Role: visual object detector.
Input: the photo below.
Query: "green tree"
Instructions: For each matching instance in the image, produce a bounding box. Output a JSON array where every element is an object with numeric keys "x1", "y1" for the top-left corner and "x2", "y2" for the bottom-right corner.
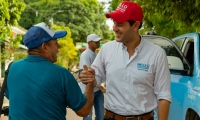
[
  {"x1": 0, "y1": 0, "x2": 26, "y2": 59},
  {"x1": 135, "y1": 0, "x2": 198, "y2": 38},
  {"x1": 0, "y1": 0, "x2": 25, "y2": 41},
  {"x1": 0, "y1": 0, "x2": 25, "y2": 76},
  {"x1": 19, "y1": 0, "x2": 114, "y2": 43},
  {"x1": 108, "y1": 0, "x2": 121, "y2": 11}
]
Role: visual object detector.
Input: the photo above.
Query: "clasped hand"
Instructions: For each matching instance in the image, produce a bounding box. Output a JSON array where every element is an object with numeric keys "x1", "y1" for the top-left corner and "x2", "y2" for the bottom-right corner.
[{"x1": 79, "y1": 65, "x2": 96, "y2": 85}]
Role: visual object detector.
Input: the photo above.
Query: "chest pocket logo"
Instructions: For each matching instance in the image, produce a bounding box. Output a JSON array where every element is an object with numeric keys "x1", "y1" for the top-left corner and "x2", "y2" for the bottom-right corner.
[{"x1": 137, "y1": 63, "x2": 150, "y2": 72}]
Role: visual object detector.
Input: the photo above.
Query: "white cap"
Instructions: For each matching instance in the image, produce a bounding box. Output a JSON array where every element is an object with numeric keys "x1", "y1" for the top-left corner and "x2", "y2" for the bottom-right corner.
[{"x1": 87, "y1": 34, "x2": 103, "y2": 43}]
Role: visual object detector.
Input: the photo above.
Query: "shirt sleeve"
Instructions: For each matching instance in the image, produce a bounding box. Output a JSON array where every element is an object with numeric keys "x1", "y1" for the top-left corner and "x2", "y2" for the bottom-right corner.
[
  {"x1": 66, "y1": 73, "x2": 86, "y2": 111},
  {"x1": 91, "y1": 47, "x2": 106, "y2": 86},
  {"x1": 154, "y1": 49, "x2": 172, "y2": 102},
  {"x1": 79, "y1": 53, "x2": 92, "y2": 69}
]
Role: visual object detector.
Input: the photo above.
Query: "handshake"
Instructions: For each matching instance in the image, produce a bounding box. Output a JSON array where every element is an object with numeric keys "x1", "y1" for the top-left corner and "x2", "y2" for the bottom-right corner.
[
  {"x1": 73, "y1": 65, "x2": 106, "y2": 93},
  {"x1": 78, "y1": 65, "x2": 96, "y2": 86}
]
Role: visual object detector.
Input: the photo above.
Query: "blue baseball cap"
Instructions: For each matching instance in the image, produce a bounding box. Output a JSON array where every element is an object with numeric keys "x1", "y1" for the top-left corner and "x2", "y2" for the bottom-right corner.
[{"x1": 23, "y1": 22, "x2": 67, "y2": 49}]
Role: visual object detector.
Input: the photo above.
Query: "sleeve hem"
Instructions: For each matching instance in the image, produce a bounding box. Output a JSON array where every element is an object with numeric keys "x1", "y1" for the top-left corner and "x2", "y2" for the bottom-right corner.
[{"x1": 73, "y1": 94, "x2": 87, "y2": 111}]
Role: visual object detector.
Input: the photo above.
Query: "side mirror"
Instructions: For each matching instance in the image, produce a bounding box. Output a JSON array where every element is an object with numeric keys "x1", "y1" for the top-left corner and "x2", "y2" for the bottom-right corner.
[{"x1": 167, "y1": 56, "x2": 184, "y2": 70}]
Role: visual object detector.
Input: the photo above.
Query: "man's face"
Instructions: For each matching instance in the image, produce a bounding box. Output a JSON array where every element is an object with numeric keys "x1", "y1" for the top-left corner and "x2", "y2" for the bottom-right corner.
[
  {"x1": 45, "y1": 39, "x2": 60, "y2": 63},
  {"x1": 112, "y1": 21, "x2": 134, "y2": 43},
  {"x1": 89, "y1": 41, "x2": 100, "y2": 50}
]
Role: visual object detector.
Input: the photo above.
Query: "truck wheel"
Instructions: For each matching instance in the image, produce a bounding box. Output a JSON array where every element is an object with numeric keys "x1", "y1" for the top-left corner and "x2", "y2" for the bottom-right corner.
[{"x1": 186, "y1": 109, "x2": 200, "y2": 120}]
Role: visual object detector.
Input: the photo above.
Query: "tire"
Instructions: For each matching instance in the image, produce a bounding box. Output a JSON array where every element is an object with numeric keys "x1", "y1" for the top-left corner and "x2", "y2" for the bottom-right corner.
[{"x1": 186, "y1": 109, "x2": 200, "y2": 120}]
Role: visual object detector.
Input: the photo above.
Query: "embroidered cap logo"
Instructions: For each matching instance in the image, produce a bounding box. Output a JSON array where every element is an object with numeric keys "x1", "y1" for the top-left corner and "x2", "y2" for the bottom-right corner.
[{"x1": 117, "y1": 3, "x2": 128, "y2": 13}]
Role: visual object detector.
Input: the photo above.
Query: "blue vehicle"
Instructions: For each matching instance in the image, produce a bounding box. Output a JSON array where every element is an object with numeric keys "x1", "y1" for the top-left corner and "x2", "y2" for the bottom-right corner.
[
  {"x1": 171, "y1": 33, "x2": 200, "y2": 120},
  {"x1": 143, "y1": 34, "x2": 200, "y2": 120}
]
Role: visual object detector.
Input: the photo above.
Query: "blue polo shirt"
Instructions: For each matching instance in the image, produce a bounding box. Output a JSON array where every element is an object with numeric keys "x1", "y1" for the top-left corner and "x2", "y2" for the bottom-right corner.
[{"x1": 5, "y1": 55, "x2": 86, "y2": 120}]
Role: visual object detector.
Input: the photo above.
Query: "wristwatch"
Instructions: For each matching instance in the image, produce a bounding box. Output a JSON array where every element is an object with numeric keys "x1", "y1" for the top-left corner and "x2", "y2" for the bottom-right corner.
[{"x1": 78, "y1": 69, "x2": 83, "y2": 78}]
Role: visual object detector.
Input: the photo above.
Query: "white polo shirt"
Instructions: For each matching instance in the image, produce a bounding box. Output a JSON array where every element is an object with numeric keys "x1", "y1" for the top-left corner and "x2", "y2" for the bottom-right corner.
[
  {"x1": 79, "y1": 48, "x2": 99, "y2": 92},
  {"x1": 92, "y1": 37, "x2": 172, "y2": 115}
]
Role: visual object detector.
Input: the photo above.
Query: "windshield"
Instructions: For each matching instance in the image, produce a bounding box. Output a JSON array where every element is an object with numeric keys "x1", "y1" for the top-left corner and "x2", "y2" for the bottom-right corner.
[
  {"x1": 142, "y1": 35, "x2": 190, "y2": 75},
  {"x1": 143, "y1": 35, "x2": 182, "y2": 58}
]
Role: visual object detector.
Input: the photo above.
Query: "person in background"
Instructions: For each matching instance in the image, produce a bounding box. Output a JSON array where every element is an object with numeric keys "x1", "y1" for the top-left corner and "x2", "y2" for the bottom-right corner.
[
  {"x1": 5, "y1": 22, "x2": 95, "y2": 120},
  {"x1": 79, "y1": 34, "x2": 105, "y2": 120},
  {"x1": 79, "y1": 0, "x2": 171, "y2": 120}
]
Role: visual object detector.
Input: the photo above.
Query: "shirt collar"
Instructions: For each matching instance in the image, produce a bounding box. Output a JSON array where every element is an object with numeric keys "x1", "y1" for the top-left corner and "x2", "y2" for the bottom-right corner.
[
  {"x1": 136, "y1": 37, "x2": 144, "y2": 53},
  {"x1": 122, "y1": 43, "x2": 126, "y2": 50},
  {"x1": 86, "y1": 48, "x2": 96, "y2": 55},
  {"x1": 25, "y1": 55, "x2": 49, "y2": 62}
]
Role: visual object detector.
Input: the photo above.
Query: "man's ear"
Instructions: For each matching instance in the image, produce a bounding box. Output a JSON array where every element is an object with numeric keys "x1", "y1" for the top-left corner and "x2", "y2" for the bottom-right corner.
[
  {"x1": 132, "y1": 21, "x2": 141, "y2": 31},
  {"x1": 40, "y1": 43, "x2": 48, "y2": 53},
  {"x1": 88, "y1": 41, "x2": 91, "y2": 46}
]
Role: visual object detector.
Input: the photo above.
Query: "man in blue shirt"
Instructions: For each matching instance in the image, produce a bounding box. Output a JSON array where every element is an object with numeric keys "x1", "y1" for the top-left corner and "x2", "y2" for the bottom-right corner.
[{"x1": 5, "y1": 22, "x2": 95, "y2": 120}]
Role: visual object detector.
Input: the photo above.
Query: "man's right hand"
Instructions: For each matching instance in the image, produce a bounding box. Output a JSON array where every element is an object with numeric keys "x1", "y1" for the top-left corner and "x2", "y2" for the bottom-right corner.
[{"x1": 80, "y1": 65, "x2": 96, "y2": 85}]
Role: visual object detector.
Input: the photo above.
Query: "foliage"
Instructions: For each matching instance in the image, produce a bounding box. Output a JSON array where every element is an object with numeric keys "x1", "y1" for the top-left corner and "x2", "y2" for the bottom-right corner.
[
  {"x1": 13, "y1": 50, "x2": 27, "y2": 61},
  {"x1": 51, "y1": 24, "x2": 78, "y2": 70},
  {"x1": 19, "y1": 0, "x2": 114, "y2": 43},
  {"x1": 108, "y1": 0, "x2": 121, "y2": 11},
  {"x1": 0, "y1": 0, "x2": 25, "y2": 39},
  {"x1": 135, "y1": 0, "x2": 199, "y2": 38},
  {"x1": 12, "y1": 35, "x2": 27, "y2": 61},
  {"x1": 108, "y1": 0, "x2": 200, "y2": 38},
  {"x1": 0, "y1": 0, "x2": 25, "y2": 62}
]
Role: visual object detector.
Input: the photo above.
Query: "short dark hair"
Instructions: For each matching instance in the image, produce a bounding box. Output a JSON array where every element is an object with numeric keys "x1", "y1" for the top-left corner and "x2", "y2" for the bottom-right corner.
[{"x1": 127, "y1": 20, "x2": 143, "y2": 29}]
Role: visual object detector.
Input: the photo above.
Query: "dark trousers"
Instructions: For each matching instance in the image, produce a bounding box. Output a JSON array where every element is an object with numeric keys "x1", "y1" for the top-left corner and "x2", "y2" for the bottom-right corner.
[{"x1": 103, "y1": 116, "x2": 154, "y2": 120}]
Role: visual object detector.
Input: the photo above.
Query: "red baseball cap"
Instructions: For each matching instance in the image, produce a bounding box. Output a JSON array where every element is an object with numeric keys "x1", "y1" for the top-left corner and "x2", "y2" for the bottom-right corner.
[{"x1": 106, "y1": 1, "x2": 143, "y2": 23}]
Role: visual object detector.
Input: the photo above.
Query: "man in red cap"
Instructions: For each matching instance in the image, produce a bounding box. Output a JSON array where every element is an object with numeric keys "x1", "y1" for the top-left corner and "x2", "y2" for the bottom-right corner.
[{"x1": 80, "y1": 1, "x2": 171, "y2": 120}]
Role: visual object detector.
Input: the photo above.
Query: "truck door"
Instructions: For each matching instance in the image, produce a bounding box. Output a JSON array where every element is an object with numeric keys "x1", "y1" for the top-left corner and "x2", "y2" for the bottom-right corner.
[
  {"x1": 143, "y1": 35, "x2": 191, "y2": 120},
  {"x1": 173, "y1": 33, "x2": 200, "y2": 120}
]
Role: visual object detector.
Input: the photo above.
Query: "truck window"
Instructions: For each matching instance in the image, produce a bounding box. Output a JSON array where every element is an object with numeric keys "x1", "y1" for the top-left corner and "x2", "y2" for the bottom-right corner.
[
  {"x1": 174, "y1": 38, "x2": 185, "y2": 50},
  {"x1": 143, "y1": 35, "x2": 190, "y2": 76},
  {"x1": 145, "y1": 37, "x2": 182, "y2": 62},
  {"x1": 184, "y1": 40, "x2": 194, "y2": 75}
]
